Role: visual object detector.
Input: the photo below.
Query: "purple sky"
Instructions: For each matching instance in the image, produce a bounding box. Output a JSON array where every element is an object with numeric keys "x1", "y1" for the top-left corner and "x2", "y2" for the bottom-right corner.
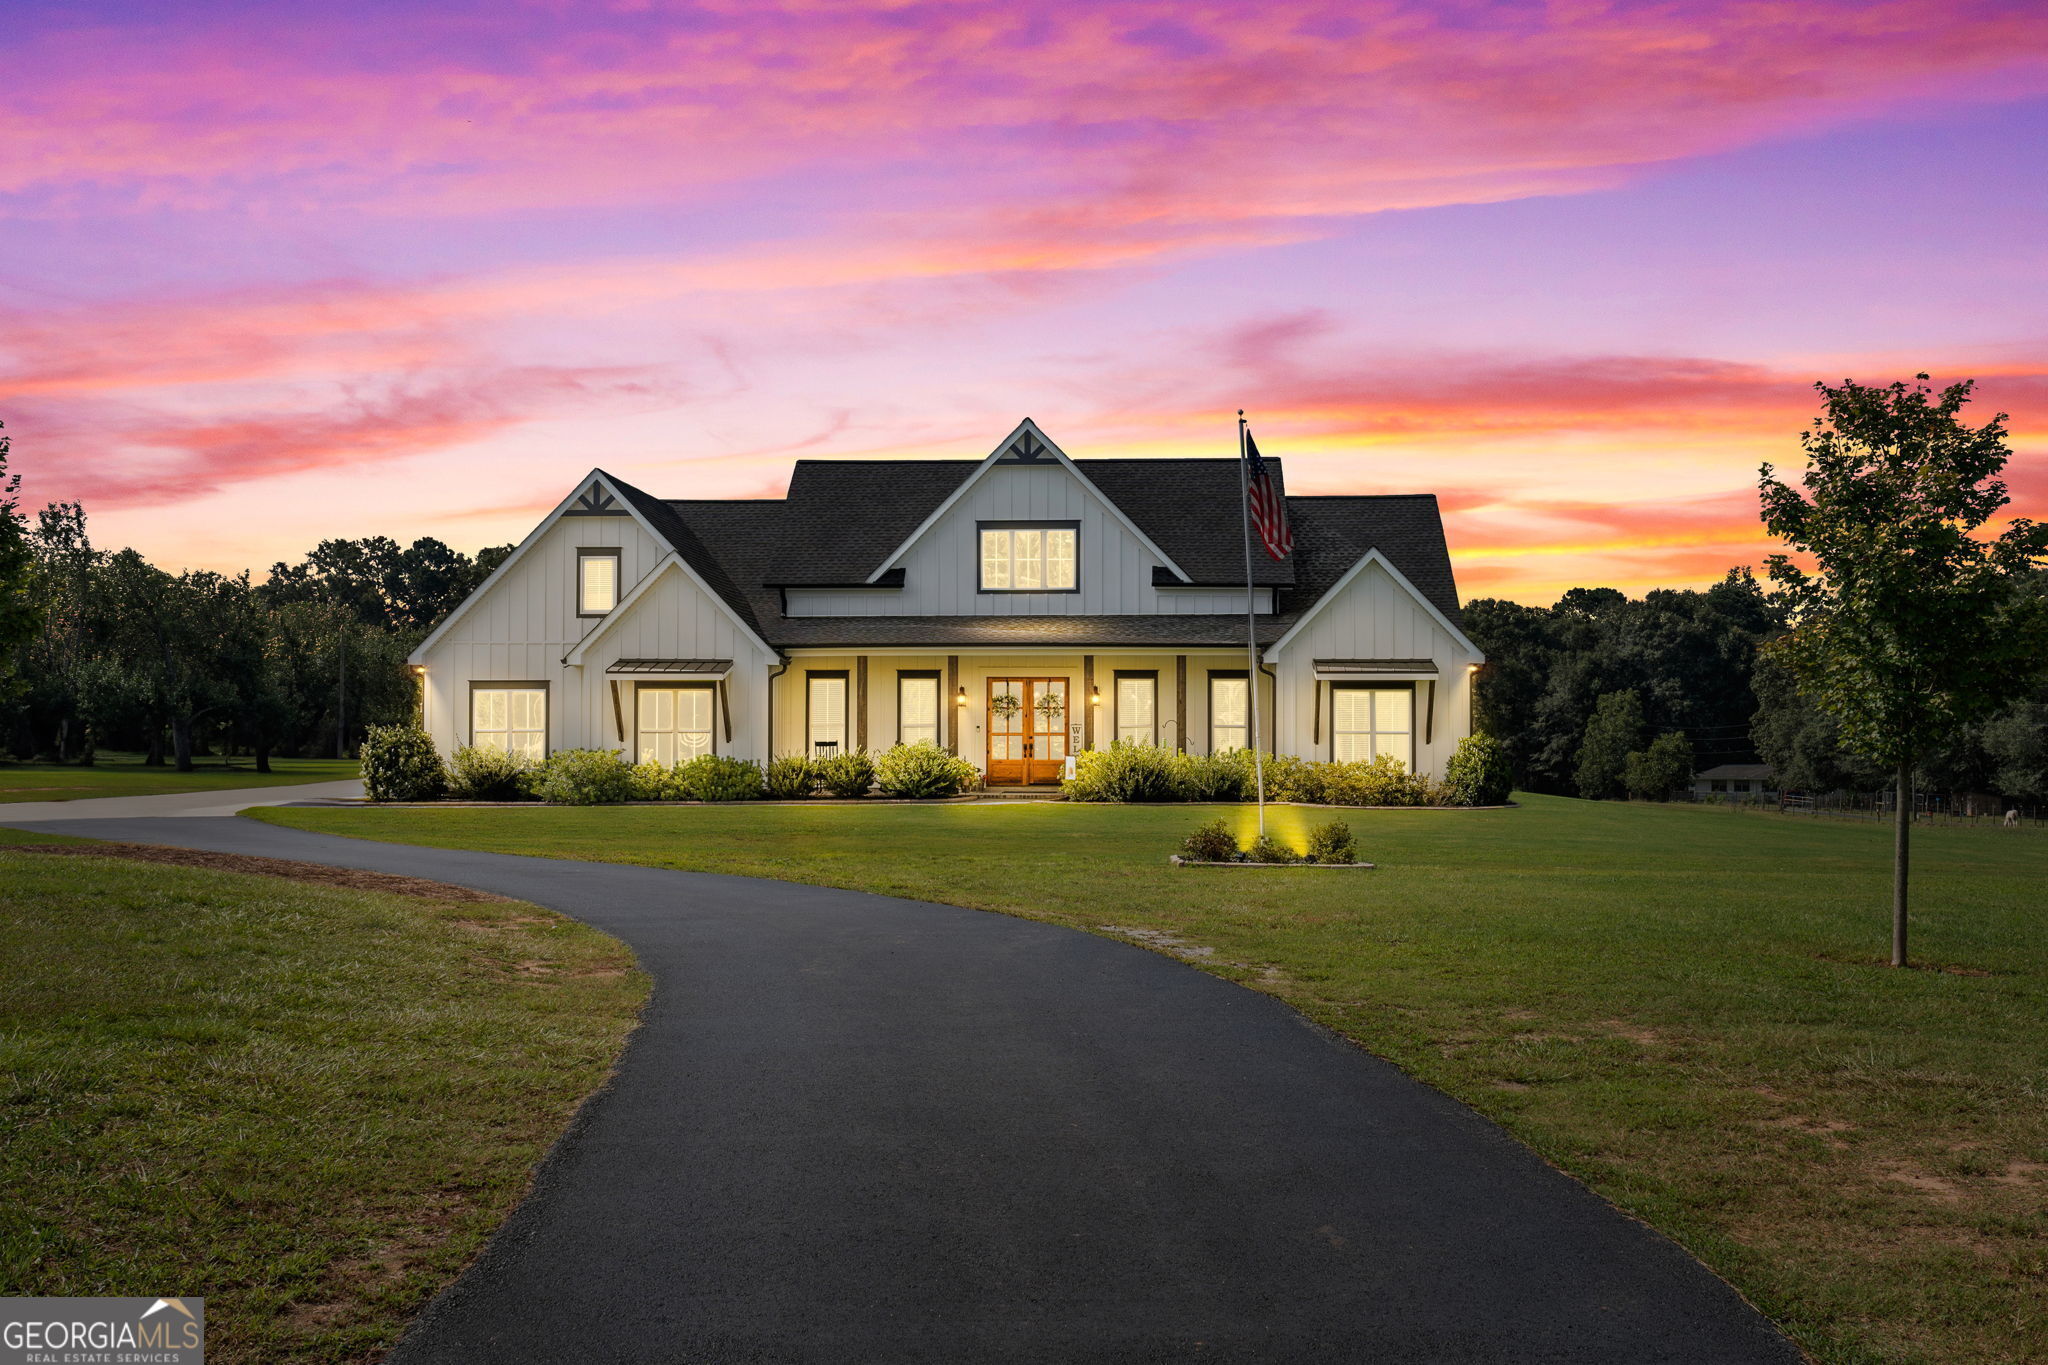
[{"x1": 5, "y1": 0, "x2": 2045, "y2": 601}]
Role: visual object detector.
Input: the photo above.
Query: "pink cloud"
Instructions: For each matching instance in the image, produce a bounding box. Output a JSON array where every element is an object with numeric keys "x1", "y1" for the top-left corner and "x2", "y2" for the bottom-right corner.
[
  {"x1": 8, "y1": 0, "x2": 2045, "y2": 251},
  {"x1": 15, "y1": 365, "x2": 673, "y2": 510}
]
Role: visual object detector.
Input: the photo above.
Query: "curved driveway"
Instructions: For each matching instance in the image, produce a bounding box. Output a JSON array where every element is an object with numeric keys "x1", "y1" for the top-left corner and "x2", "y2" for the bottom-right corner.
[{"x1": 7, "y1": 795, "x2": 1798, "y2": 1364}]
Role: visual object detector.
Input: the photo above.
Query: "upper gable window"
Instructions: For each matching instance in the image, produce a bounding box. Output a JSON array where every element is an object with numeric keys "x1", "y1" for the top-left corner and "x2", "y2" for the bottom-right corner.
[
  {"x1": 979, "y1": 523, "x2": 1078, "y2": 593},
  {"x1": 578, "y1": 549, "x2": 620, "y2": 617}
]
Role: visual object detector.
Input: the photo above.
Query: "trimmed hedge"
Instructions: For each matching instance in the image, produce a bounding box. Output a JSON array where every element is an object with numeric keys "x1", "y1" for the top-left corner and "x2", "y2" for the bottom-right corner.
[{"x1": 1066, "y1": 741, "x2": 1486, "y2": 806}]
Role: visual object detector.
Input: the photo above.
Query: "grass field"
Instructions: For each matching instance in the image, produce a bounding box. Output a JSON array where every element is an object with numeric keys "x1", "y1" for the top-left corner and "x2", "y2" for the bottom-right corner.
[
  {"x1": 0, "y1": 752, "x2": 359, "y2": 802},
  {"x1": 254, "y1": 795, "x2": 2048, "y2": 1365},
  {"x1": 0, "y1": 847, "x2": 646, "y2": 1364}
]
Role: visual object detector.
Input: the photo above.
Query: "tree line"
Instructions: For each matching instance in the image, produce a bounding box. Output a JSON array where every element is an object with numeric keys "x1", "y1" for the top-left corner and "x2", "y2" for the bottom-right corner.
[
  {"x1": 0, "y1": 425, "x2": 509, "y2": 771},
  {"x1": 1462, "y1": 567, "x2": 2048, "y2": 802}
]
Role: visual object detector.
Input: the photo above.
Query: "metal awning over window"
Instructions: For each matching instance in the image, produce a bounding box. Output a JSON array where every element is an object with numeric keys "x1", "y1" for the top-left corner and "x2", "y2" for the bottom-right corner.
[
  {"x1": 1312, "y1": 658, "x2": 1438, "y2": 681},
  {"x1": 607, "y1": 658, "x2": 732, "y2": 677}
]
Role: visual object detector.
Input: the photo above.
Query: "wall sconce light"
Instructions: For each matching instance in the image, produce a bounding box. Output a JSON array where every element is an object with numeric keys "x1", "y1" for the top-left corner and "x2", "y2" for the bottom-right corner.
[
  {"x1": 1089, "y1": 688, "x2": 1102, "y2": 706},
  {"x1": 955, "y1": 686, "x2": 968, "y2": 706}
]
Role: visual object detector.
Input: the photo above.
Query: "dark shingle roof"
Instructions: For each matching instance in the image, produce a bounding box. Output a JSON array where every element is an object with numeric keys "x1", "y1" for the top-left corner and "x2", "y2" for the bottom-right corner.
[
  {"x1": 652, "y1": 454, "x2": 1462, "y2": 650},
  {"x1": 1281, "y1": 496, "x2": 1461, "y2": 628},
  {"x1": 601, "y1": 471, "x2": 769, "y2": 640},
  {"x1": 764, "y1": 460, "x2": 976, "y2": 585},
  {"x1": 1081, "y1": 460, "x2": 1294, "y2": 586}
]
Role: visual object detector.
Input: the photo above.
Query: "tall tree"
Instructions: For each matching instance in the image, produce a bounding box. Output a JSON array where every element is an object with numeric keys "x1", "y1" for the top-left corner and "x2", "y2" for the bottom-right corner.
[
  {"x1": 1760, "y1": 376, "x2": 2048, "y2": 967},
  {"x1": 1574, "y1": 689, "x2": 1644, "y2": 800},
  {"x1": 0, "y1": 422, "x2": 40, "y2": 706}
]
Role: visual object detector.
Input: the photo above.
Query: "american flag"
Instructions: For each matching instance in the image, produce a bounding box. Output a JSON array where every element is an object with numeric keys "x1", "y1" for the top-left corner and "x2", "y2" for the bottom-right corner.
[{"x1": 1244, "y1": 427, "x2": 1292, "y2": 560}]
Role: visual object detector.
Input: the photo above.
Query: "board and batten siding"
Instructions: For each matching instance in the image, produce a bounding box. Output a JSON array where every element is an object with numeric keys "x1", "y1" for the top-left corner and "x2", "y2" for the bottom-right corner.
[
  {"x1": 1267, "y1": 558, "x2": 1478, "y2": 779},
  {"x1": 418, "y1": 510, "x2": 766, "y2": 758},
  {"x1": 782, "y1": 464, "x2": 1263, "y2": 618}
]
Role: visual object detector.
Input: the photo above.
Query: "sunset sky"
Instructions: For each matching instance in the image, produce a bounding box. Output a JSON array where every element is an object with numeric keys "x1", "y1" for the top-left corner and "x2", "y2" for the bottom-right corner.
[{"x1": 5, "y1": 0, "x2": 2045, "y2": 604}]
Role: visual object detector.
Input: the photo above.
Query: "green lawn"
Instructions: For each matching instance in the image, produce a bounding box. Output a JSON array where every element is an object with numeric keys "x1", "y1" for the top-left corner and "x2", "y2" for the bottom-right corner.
[
  {"x1": 0, "y1": 847, "x2": 646, "y2": 1364},
  {"x1": 254, "y1": 795, "x2": 2048, "y2": 1365},
  {"x1": 0, "y1": 752, "x2": 359, "y2": 802}
]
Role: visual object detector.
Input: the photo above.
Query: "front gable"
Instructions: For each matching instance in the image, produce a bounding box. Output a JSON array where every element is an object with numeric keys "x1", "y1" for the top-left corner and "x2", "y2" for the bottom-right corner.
[
  {"x1": 868, "y1": 419, "x2": 1190, "y2": 588},
  {"x1": 412, "y1": 469, "x2": 772, "y2": 665},
  {"x1": 1266, "y1": 550, "x2": 1482, "y2": 665}
]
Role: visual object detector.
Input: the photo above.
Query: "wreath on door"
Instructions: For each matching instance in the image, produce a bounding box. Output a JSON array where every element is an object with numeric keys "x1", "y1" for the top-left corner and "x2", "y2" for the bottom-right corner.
[
  {"x1": 989, "y1": 691, "x2": 1023, "y2": 720},
  {"x1": 1034, "y1": 692, "x2": 1066, "y2": 723}
]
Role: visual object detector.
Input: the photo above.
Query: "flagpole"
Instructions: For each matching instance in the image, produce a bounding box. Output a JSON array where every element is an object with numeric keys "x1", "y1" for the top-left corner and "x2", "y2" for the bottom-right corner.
[{"x1": 1237, "y1": 410, "x2": 1266, "y2": 837}]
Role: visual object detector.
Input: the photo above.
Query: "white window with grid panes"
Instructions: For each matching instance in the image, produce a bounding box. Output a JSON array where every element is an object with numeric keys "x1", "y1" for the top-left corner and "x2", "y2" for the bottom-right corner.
[
  {"x1": 579, "y1": 551, "x2": 619, "y2": 615},
  {"x1": 898, "y1": 674, "x2": 940, "y2": 746},
  {"x1": 808, "y1": 674, "x2": 848, "y2": 755},
  {"x1": 1209, "y1": 675, "x2": 1248, "y2": 753},
  {"x1": 979, "y1": 525, "x2": 1077, "y2": 591},
  {"x1": 1114, "y1": 674, "x2": 1156, "y2": 746},
  {"x1": 1332, "y1": 685, "x2": 1412, "y2": 765},
  {"x1": 637, "y1": 686, "x2": 713, "y2": 765},
  {"x1": 472, "y1": 687, "x2": 546, "y2": 761}
]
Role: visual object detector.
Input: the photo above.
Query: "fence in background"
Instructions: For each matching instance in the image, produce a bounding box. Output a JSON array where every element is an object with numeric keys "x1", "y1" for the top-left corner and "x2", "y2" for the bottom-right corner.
[{"x1": 1686, "y1": 789, "x2": 2047, "y2": 830}]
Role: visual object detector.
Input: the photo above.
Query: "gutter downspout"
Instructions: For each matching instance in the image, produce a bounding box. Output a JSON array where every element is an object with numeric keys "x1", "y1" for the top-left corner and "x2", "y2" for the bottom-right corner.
[{"x1": 765, "y1": 657, "x2": 789, "y2": 760}]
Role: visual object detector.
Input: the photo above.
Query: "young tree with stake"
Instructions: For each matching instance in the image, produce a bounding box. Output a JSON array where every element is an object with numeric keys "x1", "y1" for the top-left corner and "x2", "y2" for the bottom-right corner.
[{"x1": 1760, "y1": 376, "x2": 2048, "y2": 968}]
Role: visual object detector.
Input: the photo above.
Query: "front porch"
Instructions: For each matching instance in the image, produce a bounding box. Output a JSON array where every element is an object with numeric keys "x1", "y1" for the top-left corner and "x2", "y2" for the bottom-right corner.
[{"x1": 769, "y1": 650, "x2": 1273, "y2": 784}]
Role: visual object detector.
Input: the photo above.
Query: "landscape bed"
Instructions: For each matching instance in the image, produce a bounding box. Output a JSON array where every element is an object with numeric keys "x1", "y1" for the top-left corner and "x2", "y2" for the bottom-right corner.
[{"x1": 254, "y1": 793, "x2": 2048, "y2": 1365}]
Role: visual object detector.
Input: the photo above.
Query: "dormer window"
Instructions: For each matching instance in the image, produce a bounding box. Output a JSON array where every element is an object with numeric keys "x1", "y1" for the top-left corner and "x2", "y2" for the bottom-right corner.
[
  {"x1": 578, "y1": 548, "x2": 620, "y2": 616},
  {"x1": 979, "y1": 522, "x2": 1078, "y2": 593}
]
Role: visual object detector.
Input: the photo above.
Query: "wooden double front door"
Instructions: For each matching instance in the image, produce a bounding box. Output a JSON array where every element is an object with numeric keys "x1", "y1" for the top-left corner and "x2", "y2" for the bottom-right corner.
[{"x1": 986, "y1": 677, "x2": 1070, "y2": 785}]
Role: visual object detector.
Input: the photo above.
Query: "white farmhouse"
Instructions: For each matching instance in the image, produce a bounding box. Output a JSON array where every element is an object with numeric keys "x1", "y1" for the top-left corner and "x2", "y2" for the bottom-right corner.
[{"x1": 410, "y1": 420, "x2": 1484, "y2": 784}]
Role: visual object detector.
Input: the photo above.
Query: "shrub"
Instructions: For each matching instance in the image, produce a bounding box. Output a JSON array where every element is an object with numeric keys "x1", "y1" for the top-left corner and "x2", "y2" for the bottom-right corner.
[
  {"x1": 448, "y1": 744, "x2": 532, "y2": 801},
  {"x1": 532, "y1": 748, "x2": 635, "y2": 805},
  {"x1": 1305, "y1": 820, "x2": 1359, "y2": 864},
  {"x1": 874, "y1": 741, "x2": 979, "y2": 798},
  {"x1": 816, "y1": 749, "x2": 876, "y2": 798},
  {"x1": 676, "y1": 754, "x2": 765, "y2": 802},
  {"x1": 1173, "y1": 748, "x2": 1253, "y2": 801},
  {"x1": 360, "y1": 724, "x2": 446, "y2": 802},
  {"x1": 628, "y1": 760, "x2": 679, "y2": 801},
  {"x1": 764, "y1": 754, "x2": 818, "y2": 799},
  {"x1": 1322, "y1": 753, "x2": 1430, "y2": 806},
  {"x1": 1442, "y1": 733, "x2": 1513, "y2": 806},
  {"x1": 1242, "y1": 833, "x2": 1299, "y2": 864},
  {"x1": 1065, "y1": 741, "x2": 1183, "y2": 802},
  {"x1": 1179, "y1": 819, "x2": 1240, "y2": 862},
  {"x1": 1263, "y1": 755, "x2": 1336, "y2": 804},
  {"x1": 1624, "y1": 731, "x2": 1695, "y2": 802}
]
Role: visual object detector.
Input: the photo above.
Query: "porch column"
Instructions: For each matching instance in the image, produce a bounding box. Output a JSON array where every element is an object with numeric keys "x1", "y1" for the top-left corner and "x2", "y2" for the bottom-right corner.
[
  {"x1": 946, "y1": 655, "x2": 960, "y2": 754},
  {"x1": 1174, "y1": 655, "x2": 1187, "y2": 753},
  {"x1": 856, "y1": 656, "x2": 869, "y2": 751},
  {"x1": 1083, "y1": 655, "x2": 1095, "y2": 750}
]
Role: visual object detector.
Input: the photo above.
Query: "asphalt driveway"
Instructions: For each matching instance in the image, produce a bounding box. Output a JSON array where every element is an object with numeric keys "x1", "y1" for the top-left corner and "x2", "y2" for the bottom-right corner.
[{"x1": 6, "y1": 795, "x2": 1799, "y2": 1363}]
